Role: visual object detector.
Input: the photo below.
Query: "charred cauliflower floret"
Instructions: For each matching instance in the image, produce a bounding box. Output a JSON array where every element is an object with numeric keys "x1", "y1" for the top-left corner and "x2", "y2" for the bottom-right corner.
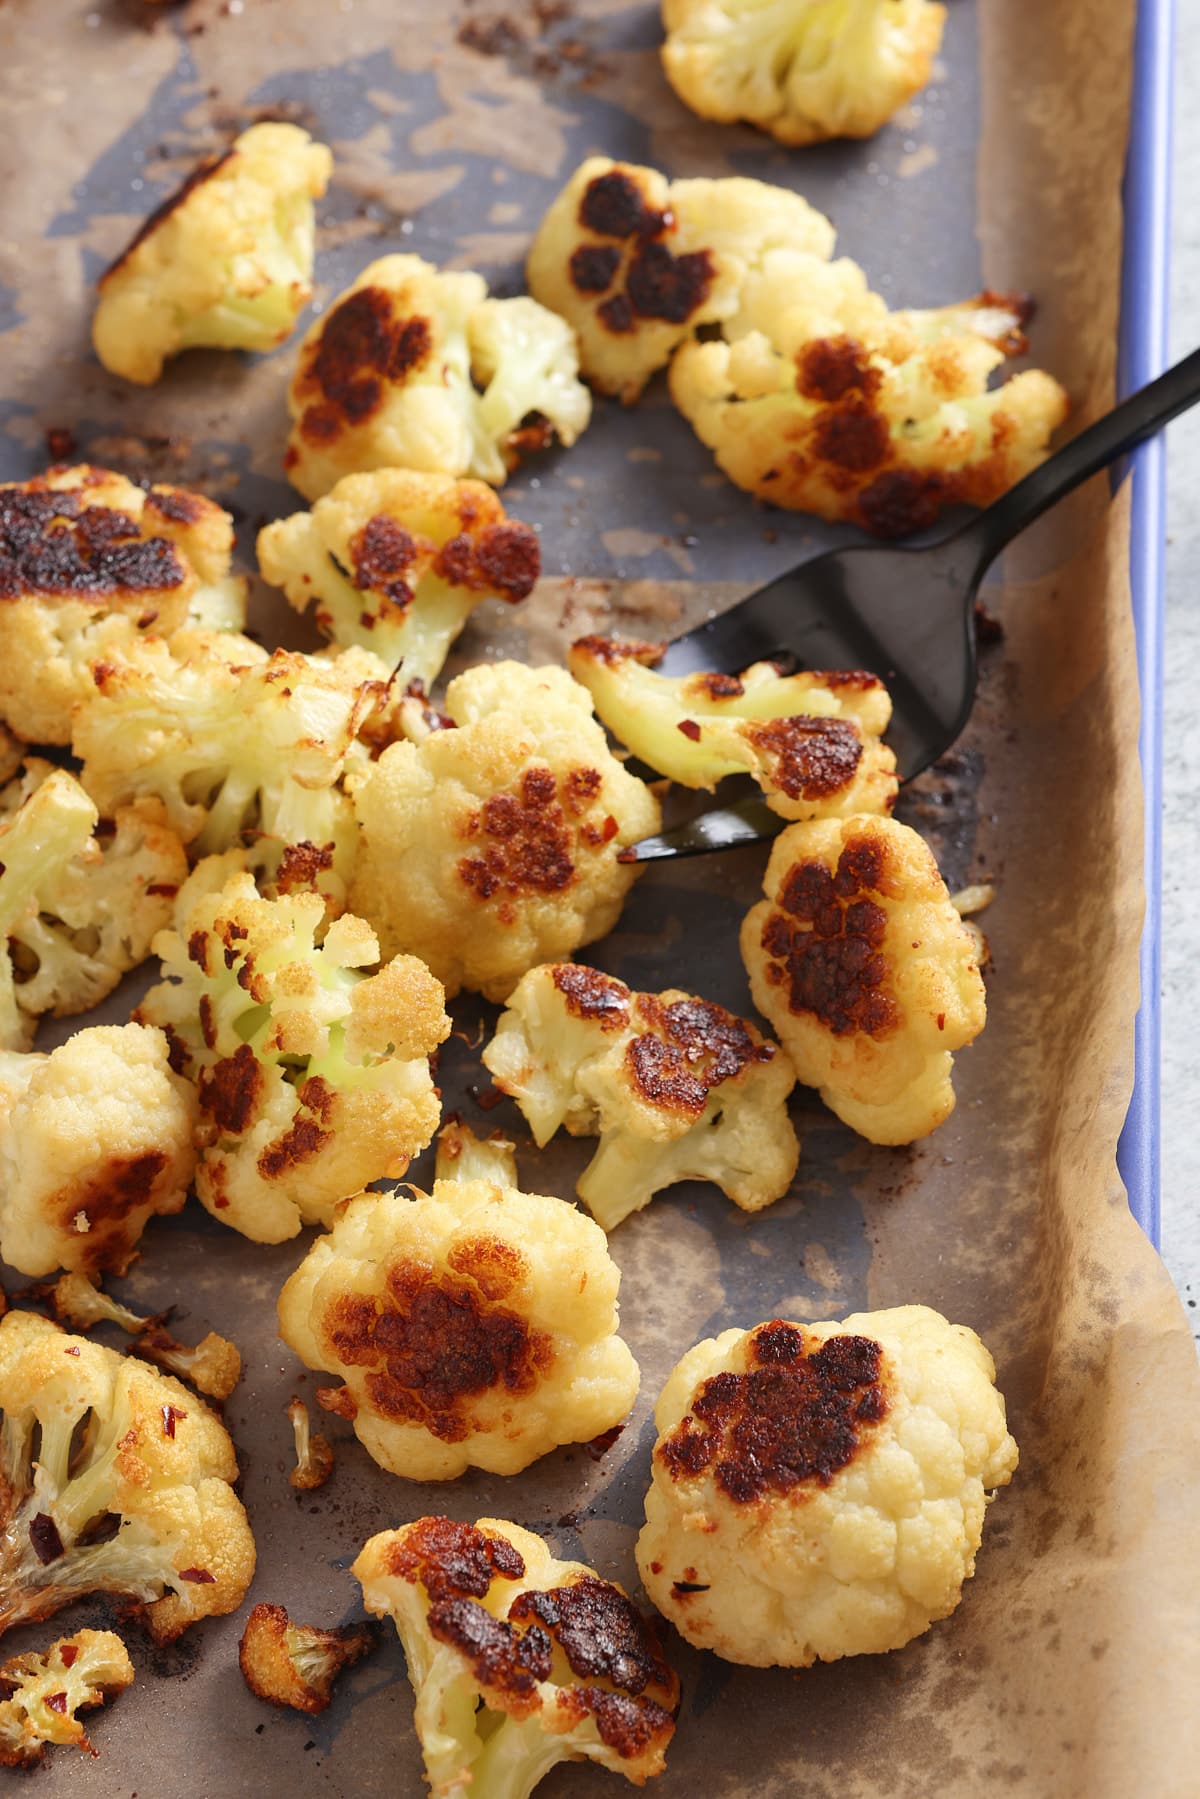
[
  {"x1": 0, "y1": 1023, "x2": 197, "y2": 1279},
  {"x1": 661, "y1": 0, "x2": 946, "y2": 146},
  {"x1": 239, "y1": 1602, "x2": 376, "y2": 1714},
  {"x1": 284, "y1": 255, "x2": 591, "y2": 501},
  {"x1": 671, "y1": 255, "x2": 1069, "y2": 533},
  {"x1": 258, "y1": 470, "x2": 541, "y2": 690},
  {"x1": 527, "y1": 157, "x2": 834, "y2": 403},
  {"x1": 0, "y1": 762, "x2": 185, "y2": 1049},
  {"x1": 483, "y1": 964, "x2": 798, "y2": 1231},
  {"x1": 355, "y1": 1516, "x2": 679, "y2": 1795},
  {"x1": 348, "y1": 662, "x2": 660, "y2": 1002},
  {"x1": 93, "y1": 123, "x2": 333, "y2": 386},
  {"x1": 73, "y1": 632, "x2": 387, "y2": 912},
  {"x1": 0, "y1": 1627, "x2": 134, "y2": 1767},
  {"x1": 568, "y1": 636, "x2": 897, "y2": 819},
  {"x1": 137, "y1": 872, "x2": 449, "y2": 1244},
  {"x1": 277, "y1": 1178, "x2": 639, "y2": 1480},
  {"x1": 0, "y1": 1310, "x2": 256, "y2": 1642},
  {"x1": 637, "y1": 1307, "x2": 1017, "y2": 1666},
  {"x1": 0, "y1": 465, "x2": 246, "y2": 744},
  {"x1": 741, "y1": 815, "x2": 985, "y2": 1143}
]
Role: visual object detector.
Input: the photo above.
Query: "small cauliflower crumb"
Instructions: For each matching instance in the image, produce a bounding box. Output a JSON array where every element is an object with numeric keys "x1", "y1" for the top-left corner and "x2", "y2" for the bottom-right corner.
[
  {"x1": 0, "y1": 1627, "x2": 134, "y2": 1767},
  {"x1": 433, "y1": 1117, "x2": 518, "y2": 1189},
  {"x1": 287, "y1": 1396, "x2": 334, "y2": 1491},
  {"x1": 135, "y1": 1328, "x2": 242, "y2": 1403},
  {"x1": 239, "y1": 1602, "x2": 375, "y2": 1713}
]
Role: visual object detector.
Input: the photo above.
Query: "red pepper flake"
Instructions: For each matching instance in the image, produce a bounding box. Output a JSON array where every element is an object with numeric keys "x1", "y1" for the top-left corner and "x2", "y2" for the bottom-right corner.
[
  {"x1": 45, "y1": 1692, "x2": 68, "y2": 1714},
  {"x1": 162, "y1": 1404, "x2": 187, "y2": 1438},
  {"x1": 29, "y1": 1514, "x2": 64, "y2": 1565},
  {"x1": 44, "y1": 426, "x2": 76, "y2": 461},
  {"x1": 213, "y1": 1196, "x2": 230, "y2": 1209},
  {"x1": 936, "y1": 1012, "x2": 946, "y2": 1031},
  {"x1": 60, "y1": 1644, "x2": 79, "y2": 1669},
  {"x1": 474, "y1": 1085, "x2": 505, "y2": 1112},
  {"x1": 600, "y1": 815, "x2": 619, "y2": 843},
  {"x1": 616, "y1": 845, "x2": 637, "y2": 864},
  {"x1": 677, "y1": 719, "x2": 701, "y2": 741},
  {"x1": 178, "y1": 1567, "x2": 216, "y2": 1585},
  {"x1": 64, "y1": 1346, "x2": 80, "y2": 1357}
]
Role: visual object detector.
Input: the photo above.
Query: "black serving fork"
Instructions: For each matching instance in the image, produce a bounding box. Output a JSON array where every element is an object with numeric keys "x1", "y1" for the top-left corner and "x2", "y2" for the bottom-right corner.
[{"x1": 629, "y1": 347, "x2": 1200, "y2": 862}]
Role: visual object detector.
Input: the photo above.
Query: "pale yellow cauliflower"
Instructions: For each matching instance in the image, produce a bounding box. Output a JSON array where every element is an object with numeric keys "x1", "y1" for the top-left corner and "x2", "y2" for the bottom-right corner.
[
  {"x1": 277, "y1": 1177, "x2": 640, "y2": 1480},
  {"x1": 671, "y1": 253, "x2": 1069, "y2": 532},
  {"x1": 258, "y1": 469, "x2": 541, "y2": 691},
  {"x1": 284, "y1": 255, "x2": 591, "y2": 500},
  {"x1": 636, "y1": 1306, "x2": 1017, "y2": 1666},
  {"x1": 136, "y1": 873, "x2": 449, "y2": 1243},
  {"x1": 0, "y1": 761, "x2": 186, "y2": 1049},
  {"x1": 0, "y1": 464, "x2": 246, "y2": 744},
  {"x1": 741, "y1": 814, "x2": 986, "y2": 1143},
  {"x1": 93, "y1": 122, "x2": 333, "y2": 385},
  {"x1": 0, "y1": 1023, "x2": 197, "y2": 1279},
  {"x1": 0, "y1": 1310, "x2": 256, "y2": 1642},
  {"x1": 661, "y1": 0, "x2": 946, "y2": 147},
  {"x1": 348, "y1": 661, "x2": 660, "y2": 1002},
  {"x1": 0, "y1": 1628, "x2": 134, "y2": 1767},
  {"x1": 527, "y1": 157, "x2": 834, "y2": 402},
  {"x1": 568, "y1": 636, "x2": 897, "y2": 819},
  {"x1": 355, "y1": 1517, "x2": 678, "y2": 1796},
  {"x1": 483, "y1": 963, "x2": 798, "y2": 1231}
]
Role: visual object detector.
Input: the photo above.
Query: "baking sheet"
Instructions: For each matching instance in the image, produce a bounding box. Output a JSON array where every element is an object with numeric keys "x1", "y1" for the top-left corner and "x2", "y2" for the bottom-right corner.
[{"x1": 0, "y1": 1, "x2": 1198, "y2": 1794}]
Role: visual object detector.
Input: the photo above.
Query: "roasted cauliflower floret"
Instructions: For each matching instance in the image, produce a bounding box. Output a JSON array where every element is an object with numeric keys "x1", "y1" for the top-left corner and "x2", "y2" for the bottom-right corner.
[
  {"x1": 137, "y1": 872, "x2": 449, "y2": 1243},
  {"x1": 637, "y1": 1307, "x2": 1017, "y2": 1666},
  {"x1": 0, "y1": 1310, "x2": 256, "y2": 1642},
  {"x1": 741, "y1": 815, "x2": 985, "y2": 1143},
  {"x1": 284, "y1": 255, "x2": 591, "y2": 501},
  {"x1": 483, "y1": 964, "x2": 798, "y2": 1231},
  {"x1": 0, "y1": 762, "x2": 185, "y2": 1049},
  {"x1": 277, "y1": 1178, "x2": 639, "y2": 1480},
  {"x1": 355, "y1": 1516, "x2": 678, "y2": 1795},
  {"x1": 0, "y1": 1023, "x2": 197, "y2": 1279},
  {"x1": 568, "y1": 636, "x2": 898, "y2": 819},
  {"x1": 661, "y1": 0, "x2": 946, "y2": 146},
  {"x1": 93, "y1": 122, "x2": 333, "y2": 386},
  {"x1": 73, "y1": 632, "x2": 387, "y2": 912},
  {"x1": 258, "y1": 470, "x2": 541, "y2": 690},
  {"x1": 671, "y1": 255, "x2": 1069, "y2": 532},
  {"x1": 527, "y1": 157, "x2": 834, "y2": 403},
  {"x1": 0, "y1": 1628, "x2": 134, "y2": 1767},
  {"x1": 0, "y1": 465, "x2": 246, "y2": 744},
  {"x1": 348, "y1": 661, "x2": 660, "y2": 1002},
  {"x1": 239, "y1": 1602, "x2": 376, "y2": 1714}
]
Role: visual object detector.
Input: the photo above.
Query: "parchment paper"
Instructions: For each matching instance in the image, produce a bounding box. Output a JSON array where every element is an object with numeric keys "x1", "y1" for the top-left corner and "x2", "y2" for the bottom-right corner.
[{"x1": 0, "y1": 2, "x2": 1197, "y2": 1795}]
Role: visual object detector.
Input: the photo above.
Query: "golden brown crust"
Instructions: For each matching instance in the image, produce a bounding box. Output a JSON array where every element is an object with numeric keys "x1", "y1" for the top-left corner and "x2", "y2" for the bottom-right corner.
[
  {"x1": 238, "y1": 1602, "x2": 376, "y2": 1715},
  {"x1": 625, "y1": 993, "x2": 775, "y2": 1118},
  {"x1": 739, "y1": 715, "x2": 864, "y2": 802},
  {"x1": 382, "y1": 1515, "x2": 527, "y2": 1597},
  {"x1": 551, "y1": 964, "x2": 631, "y2": 1029},
  {"x1": 290, "y1": 287, "x2": 434, "y2": 452},
  {"x1": 456, "y1": 765, "x2": 580, "y2": 901},
  {"x1": 0, "y1": 485, "x2": 187, "y2": 603},
  {"x1": 758, "y1": 830, "x2": 902, "y2": 1037}
]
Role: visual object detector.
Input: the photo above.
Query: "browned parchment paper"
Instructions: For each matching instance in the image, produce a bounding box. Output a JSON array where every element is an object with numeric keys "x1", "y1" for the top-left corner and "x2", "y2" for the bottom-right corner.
[{"x1": 0, "y1": 2, "x2": 1197, "y2": 1795}]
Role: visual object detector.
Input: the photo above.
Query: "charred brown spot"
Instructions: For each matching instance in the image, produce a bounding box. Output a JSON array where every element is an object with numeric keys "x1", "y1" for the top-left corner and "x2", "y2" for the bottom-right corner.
[
  {"x1": 0, "y1": 486, "x2": 187, "y2": 602},
  {"x1": 445, "y1": 1235, "x2": 526, "y2": 1301},
  {"x1": 564, "y1": 767, "x2": 603, "y2": 812},
  {"x1": 558, "y1": 1687, "x2": 677, "y2": 1760},
  {"x1": 570, "y1": 244, "x2": 621, "y2": 293},
  {"x1": 627, "y1": 995, "x2": 772, "y2": 1117},
  {"x1": 101, "y1": 149, "x2": 234, "y2": 280},
  {"x1": 571, "y1": 634, "x2": 665, "y2": 668},
  {"x1": 457, "y1": 765, "x2": 578, "y2": 901},
  {"x1": 742, "y1": 715, "x2": 863, "y2": 800},
  {"x1": 579, "y1": 170, "x2": 661, "y2": 240},
  {"x1": 143, "y1": 486, "x2": 204, "y2": 526},
  {"x1": 858, "y1": 467, "x2": 949, "y2": 539},
  {"x1": 298, "y1": 1075, "x2": 335, "y2": 1122},
  {"x1": 813, "y1": 403, "x2": 891, "y2": 474},
  {"x1": 807, "y1": 669, "x2": 883, "y2": 693},
  {"x1": 509, "y1": 1577, "x2": 674, "y2": 1696},
  {"x1": 626, "y1": 243, "x2": 714, "y2": 325},
  {"x1": 383, "y1": 1515, "x2": 525, "y2": 1598},
  {"x1": 796, "y1": 338, "x2": 882, "y2": 404},
  {"x1": 597, "y1": 293, "x2": 635, "y2": 335},
  {"x1": 300, "y1": 288, "x2": 433, "y2": 440},
  {"x1": 274, "y1": 840, "x2": 336, "y2": 894},
  {"x1": 682, "y1": 671, "x2": 744, "y2": 701},
  {"x1": 351, "y1": 515, "x2": 418, "y2": 608},
  {"x1": 434, "y1": 522, "x2": 540, "y2": 602},
  {"x1": 198, "y1": 1043, "x2": 263, "y2": 1134},
  {"x1": 552, "y1": 963, "x2": 631, "y2": 1028},
  {"x1": 198, "y1": 995, "x2": 216, "y2": 1051},
  {"x1": 660, "y1": 1324, "x2": 887, "y2": 1502},
  {"x1": 257, "y1": 1116, "x2": 331, "y2": 1179},
  {"x1": 974, "y1": 287, "x2": 1034, "y2": 354},
  {"x1": 761, "y1": 834, "x2": 899, "y2": 1036},
  {"x1": 428, "y1": 1597, "x2": 550, "y2": 1706},
  {"x1": 59, "y1": 1153, "x2": 169, "y2": 1266}
]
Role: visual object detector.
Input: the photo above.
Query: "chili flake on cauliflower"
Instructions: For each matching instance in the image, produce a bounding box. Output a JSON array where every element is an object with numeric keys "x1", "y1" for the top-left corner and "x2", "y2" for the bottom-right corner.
[
  {"x1": 93, "y1": 122, "x2": 333, "y2": 386},
  {"x1": 661, "y1": 0, "x2": 946, "y2": 147},
  {"x1": 258, "y1": 469, "x2": 541, "y2": 691},
  {"x1": 136, "y1": 872, "x2": 449, "y2": 1243},
  {"x1": 284, "y1": 254, "x2": 591, "y2": 501},
  {"x1": 636, "y1": 1307, "x2": 1017, "y2": 1666},
  {"x1": 527, "y1": 156, "x2": 834, "y2": 402},
  {"x1": 0, "y1": 1628, "x2": 134, "y2": 1767},
  {"x1": 354, "y1": 1516, "x2": 679, "y2": 1794},
  {"x1": 0, "y1": 465, "x2": 246, "y2": 745},
  {"x1": 483, "y1": 963, "x2": 799, "y2": 1231},
  {"x1": 277, "y1": 1177, "x2": 640, "y2": 1480},
  {"x1": 741, "y1": 814, "x2": 986, "y2": 1143},
  {"x1": 348, "y1": 661, "x2": 660, "y2": 1002},
  {"x1": 568, "y1": 635, "x2": 898, "y2": 819}
]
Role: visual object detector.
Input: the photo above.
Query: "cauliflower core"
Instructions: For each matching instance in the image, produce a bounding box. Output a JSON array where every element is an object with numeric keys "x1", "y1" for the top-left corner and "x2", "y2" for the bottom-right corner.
[
  {"x1": 258, "y1": 470, "x2": 541, "y2": 690},
  {"x1": 239, "y1": 1602, "x2": 376, "y2": 1714},
  {"x1": 277, "y1": 1178, "x2": 639, "y2": 1480},
  {"x1": 483, "y1": 963, "x2": 799, "y2": 1231},
  {"x1": 0, "y1": 1310, "x2": 256, "y2": 1642},
  {"x1": 568, "y1": 636, "x2": 898, "y2": 819},
  {"x1": 527, "y1": 156, "x2": 834, "y2": 402},
  {"x1": 0, "y1": 1627, "x2": 134, "y2": 1767},
  {"x1": 284, "y1": 254, "x2": 591, "y2": 500},
  {"x1": 0, "y1": 465, "x2": 246, "y2": 744},
  {"x1": 354, "y1": 1516, "x2": 678, "y2": 1794},
  {"x1": 0, "y1": 1023, "x2": 197, "y2": 1279},
  {"x1": 93, "y1": 122, "x2": 333, "y2": 385},
  {"x1": 636, "y1": 1307, "x2": 1018, "y2": 1666},
  {"x1": 741, "y1": 815, "x2": 985, "y2": 1143},
  {"x1": 348, "y1": 662, "x2": 660, "y2": 1002},
  {"x1": 0, "y1": 762, "x2": 185, "y2": 1049},
  {"x1": 137, "y1": 873, "x2": 449, "y2": 1243},
  {"x1": 671, "y1": 256, "x2": 1069, "y2": 533},
  {"x1": 661, "y1": 0, "x2": 946, "y2": 147}
]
